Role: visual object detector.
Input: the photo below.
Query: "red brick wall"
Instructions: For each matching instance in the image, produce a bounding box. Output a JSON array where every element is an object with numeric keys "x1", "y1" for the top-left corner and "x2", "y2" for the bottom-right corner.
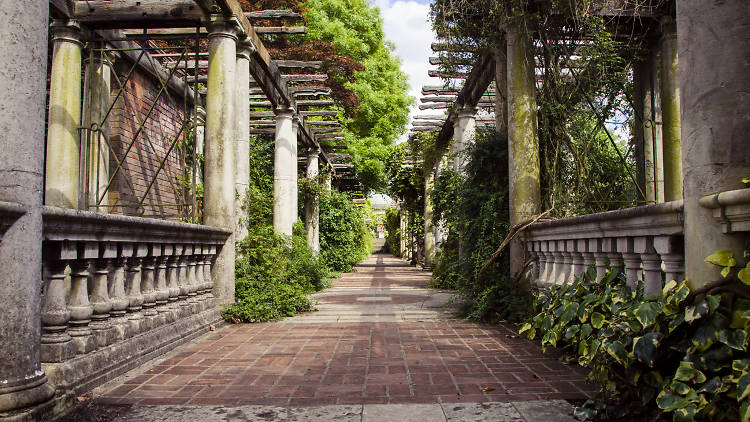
[{"x1": 107, "y1": 64, "x2": 192, "y2": 220}]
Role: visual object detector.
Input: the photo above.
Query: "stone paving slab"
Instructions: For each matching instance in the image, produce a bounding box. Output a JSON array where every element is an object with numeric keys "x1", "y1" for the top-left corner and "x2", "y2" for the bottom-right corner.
[
  {"x1": 96, "y1": 401, "x2": 577, "y2": 421},
  {"x1": 90, "y1": 252, "x2": 594, "y2": 420}
]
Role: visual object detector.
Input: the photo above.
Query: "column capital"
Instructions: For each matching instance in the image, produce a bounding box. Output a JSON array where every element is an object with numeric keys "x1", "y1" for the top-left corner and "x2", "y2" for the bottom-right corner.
[
  {"x1": 194, "y1": 106, "x2": 206, "y2": 125},
  {"x1": 206, "y1": 15, "x2": 241, "y2": 41},
  {"x1": 274, "y1": 106, "x2": 295, "y2": 118},
  {"x1": 51, "y1": 19, "x2": 84, "y2": 48},
  {"x1": 236, "y1": 37, "x2": 256, "y2": 60},
  {"x1": 457, "y1": 106, "x2": 477, "y2": 119}
]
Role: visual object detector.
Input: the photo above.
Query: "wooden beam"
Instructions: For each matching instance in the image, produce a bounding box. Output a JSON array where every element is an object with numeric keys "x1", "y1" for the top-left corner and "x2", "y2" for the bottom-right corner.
[
  {"x1": 255, "y1": 26, "x2": 307, "y2": 34},
  {"x1": 301, "y1": 110, "x2": 338, "y2": 117},
  {"x1": 50, "y1": 0, "x2": 74, "y2": 18},
  {"x1": 431, "y1": 42, "x2": 476, "y2": 52},
  {"x1": 428, "y1": 70, "x2": 470, "y2": 78},
  {"x1": 306, "y1": 121, "x2": 339, "y2": 126},
  {"x1": 311, "y1": 128, "x2": 341, "y2": 135},
  {"x1": 296, "y1": 100, "x2": 335, "y2": 107},
  {"x1": 245, "y1": 10, "x2": 303, "y2": 20},
  {"x1": 71, "y1": 1, "x2": 203, "y2": 28},
  {"x1": 282, "y1": 74, "x2": 328, "y2": 82},
  {"x1": 249, "y1": 128, "x2": 276, "y2": 134},
  {"x1": 249, "y1": 101, "x2": 273, "y2": 108},
  {"x1": 276, "y1": 60, "x2": 323, "y2": 69},
  {"x1": 429, "y1": 56, "x2": 474, "y2": 66},
  {"x1": 249, "y1": 111, "x2": 275, "y2": 118},
  {"x1": 249, "y1": 120, "x2": 276, "y2": 126}
]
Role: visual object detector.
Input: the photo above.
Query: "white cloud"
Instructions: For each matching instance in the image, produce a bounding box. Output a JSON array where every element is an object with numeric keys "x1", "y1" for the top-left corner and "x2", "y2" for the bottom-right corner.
[{"x1": 371, "y1": 0, "x2": 444, "y2": 142}]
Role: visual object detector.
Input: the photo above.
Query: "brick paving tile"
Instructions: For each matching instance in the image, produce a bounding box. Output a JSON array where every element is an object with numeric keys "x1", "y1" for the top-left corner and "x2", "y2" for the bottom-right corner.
[{"x1": 98, "y1": 251, "x2": 594, "y2": 406}]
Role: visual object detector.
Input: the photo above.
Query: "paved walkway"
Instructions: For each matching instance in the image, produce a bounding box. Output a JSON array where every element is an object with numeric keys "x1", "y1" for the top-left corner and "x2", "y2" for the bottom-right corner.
[{"x1": 77, "y1": 248, "x2": 594, "y2": 421}]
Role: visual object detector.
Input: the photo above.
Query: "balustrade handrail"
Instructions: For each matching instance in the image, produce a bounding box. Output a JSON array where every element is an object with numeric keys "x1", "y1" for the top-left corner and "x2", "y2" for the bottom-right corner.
[
  {"x1": 42, "y1": 206, "x2": 230, "y2": 243},
  {"x1": 524, "y1": 200, "x2": 684, "y2": 241}
]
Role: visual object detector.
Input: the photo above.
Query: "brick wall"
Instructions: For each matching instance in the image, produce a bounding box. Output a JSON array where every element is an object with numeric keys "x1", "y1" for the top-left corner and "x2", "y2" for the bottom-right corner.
[{"x1": 107, "y1": 61, "x2": 193, "y2": 220}]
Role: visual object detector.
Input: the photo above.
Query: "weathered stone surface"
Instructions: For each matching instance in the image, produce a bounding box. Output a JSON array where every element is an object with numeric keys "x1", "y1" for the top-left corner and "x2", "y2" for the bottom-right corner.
[
  {"x1": 273, "y1": 109, "x2": 297, "y2": 237},
  {"x1": 363, "y1": 404, "x2": 445, "y2": 422}
]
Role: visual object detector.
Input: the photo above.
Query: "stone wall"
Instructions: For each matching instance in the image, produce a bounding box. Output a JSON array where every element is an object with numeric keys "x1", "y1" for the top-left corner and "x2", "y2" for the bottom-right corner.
[{"x1": 107, "y1": 61, "x2": 190, "y2": 220}]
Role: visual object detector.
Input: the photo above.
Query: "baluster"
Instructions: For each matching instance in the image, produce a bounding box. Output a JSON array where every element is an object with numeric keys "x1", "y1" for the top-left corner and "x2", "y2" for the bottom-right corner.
[
  {"x1": 579, "y1": 239, "x2": 595, "y2": 280},
  {"x1": 125, "y1": 243, "x2": 147, "y2": 335},
  {"x1": 203, "y1": 245, "x2": 216, "y2": 308},
  {"x1": 569, "y1": 239, "x2": 585, "y2": 282},
  {"x1": 140, "y1": 244, "x2": 158, "y2": 330},
  {"x1": 41, "y1": 241, "x2": 76, "y2": 363},
  {"x1": 186, "y1": 245, "x2": 200, "y2": 314},
  {"x1": 526, "y1": 241, "x2": 539, "y2": 283},
  {"x1": 108, "y1": 244, "x2": 130, "y2": 340},
  {"x1": 636, "y1": 236, "x2": 663, "y2": 296},
  {"x1": 602, "y1": 237, "x2": 622, "y2": 274},
  {"x1": 538, "y1": 241, "x2": 551, "y2": 284},
  {"x1": 655, "y1": 235, "x2": 685, "y2": 285},
  {"x1": 166, "y1": 244, "x2": 181, "y2": 320},
  {"x1": 177, "y1": 244, "x2": 190, "y2": 316},
  {"x1": 68, "y1": 242, "x2": 97, "y2": 354},
  {"x1": 549, "y1": 241, "x2": 562, "y2": 285},
  {"x1": 617, "y1": 237, "x2": 641, "y2": 287},
  {"x1": 194, "y1": 245, "x2": 207, "y2": 311},
  {"x1": 90, "y1": 242, "x2": 116, "y2": 347},
  {"x1": 589, "y1": 238, "x2": 608, "y2": 281},
  {"x1": 154, "y1": 244, "x2": 170, "y2": 325},
  {"x1": 559, "y1": 240, "x2": 573, "y2": 285}
]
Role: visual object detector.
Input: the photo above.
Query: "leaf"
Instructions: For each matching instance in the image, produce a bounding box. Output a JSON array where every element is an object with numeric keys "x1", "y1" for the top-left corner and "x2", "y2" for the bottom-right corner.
[
  {"x1": 560, "y1": 302, "x2": 580, "y2": 324},
  {"x1": 705, "y1": 250, "x2": 737, "y2": 268},
  {"x1": 635, "y1": 302, "x2": 661, "y2": 327},
  {"x1": 674, "y1": 361, "x2": 707, "y2": 384},
  {"x1": 673, "y1": 404, "x2": 697, "y2": 422},
  {"x1": 518, "y1": 322, "x2": 532, "y2": 334},
  {"x1": 698, "y1": 376, "x2": 723, "y2": 394},
  {"x1": 722, "y1": 266, "x2": 731, "y2": 278},
  {"x1": 565, "y1": 324, "x2": 580, "y2": 340},
  {"x1": 662, "y1": 279, "x2": 679, "y2": 296},
  {"x1": 633, "y1": 332, "x2": 662, "y2": 368},
  {"x1": 738, "y1": 372, "x2": 750, "y2": 401},
  {"x1": 605, "y1": 340, "x2": 629, "y2": 366},
  {"x1": 656, "y1": 390, "x2": 692, "y2": 412},
  {"x1": 741, "y1": 402, "x2": 750, "y2": 422},
  {"x1": 739, "y1": 264, "x2": 750, "y2": 285},
  {"x1": 580, "y1": 323, "x2": 593, "y2": 339},
  {"x1": 685, "y1": 300, "x2": 710, "y2": 323},
  {"x1": 591, "y1": 312, "x2": 605, "y2": 329},
  {"x1": 718, "y1": 329, "x2": 747, "y2": 351}
]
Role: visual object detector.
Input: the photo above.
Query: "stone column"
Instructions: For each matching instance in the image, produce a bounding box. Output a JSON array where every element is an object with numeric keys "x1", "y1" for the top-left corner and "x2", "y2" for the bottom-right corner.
[
  {"x1": 678, "y1": 0, "x2": 750, "y2": 288},
  {"x1": 659, "y1": 17, "x2": 682, "y2": 202},
  {"x1": 234, "y1": 39, "x2": 253, "y2": 242},
  {"x1": 0, "y1": 0, "x2": 56, "y2": 412},
  {"x1": 453, "y1": 107, "x2": 476, "y2": 175},
  {"x1": 641, "y1": 47, "x2": 664, "y2": 204},
  {"x1": 433, "y1": 154, "x2": 449, "y2": 249},
  {"x1": 46, "y1": 20, "x2": 84, "y2": 209},
  {"x1": 204, "y1": 16, "x2": 238, "y2": 305},
  {"x1": 194, "y1": 106, "x2": 206, "y2": 185},
  {"x1": 423, "y1": 168, "x2": 436, "y2": 268},
  {"x1": 399, "y1": 207, "x2": 407, "y2": 258},
  {"x1": 493, "y1": 37, "x2": 508, "y2": 137},
  {"x1": 83, "y1": 47, "x2": 113, "y2": 211},
  {"x1": 305, "y1": 149, "x2": 320, "y2": 253},
  {"x1": 632, "y1": 60, "x2": 647, "y2": 203},
  {"x1": 323, "y1": 170, "x2": 333, "y2": 191},
  {"x1": 506, "y1": 22, "x2": 541, "y2": 274},
  {"x1": 273, "y1": 108, "x2": 298, "y2": 237}
]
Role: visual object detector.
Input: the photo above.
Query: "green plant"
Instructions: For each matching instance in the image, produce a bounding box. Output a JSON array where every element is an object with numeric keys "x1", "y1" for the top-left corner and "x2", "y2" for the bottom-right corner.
[
  {"x1": 520, "y1": 259, "x2": 750, "y2": 421},
  {"x1": 318, "y1": 190, "x2": 372, "y2": 272},
  {"x1": 383, "y1": 206, "x2": 401, "y2": 256}
]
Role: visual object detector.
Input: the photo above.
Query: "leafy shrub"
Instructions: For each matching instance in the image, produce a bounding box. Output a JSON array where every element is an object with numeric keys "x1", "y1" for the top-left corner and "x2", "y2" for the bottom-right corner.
[
  {"x1": 319, "y1": 190, "x2": 372, "y2": 272},
  {"x1": 383, "y1": 206, "x2": 400, "y2": 256},
  {"x1": 520, "y1": 266, "x2": 750, "y2": 421},
  {"x1": 222, "y1": 223, "x2": 330, "y2": 323}
]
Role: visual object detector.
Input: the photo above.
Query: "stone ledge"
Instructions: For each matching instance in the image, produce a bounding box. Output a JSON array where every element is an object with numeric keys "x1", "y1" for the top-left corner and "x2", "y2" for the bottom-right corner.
[
  {"x1": 42, "y1": 308, "x2": 223, "y2": 397},
  {"x1": 699, "y1": 188, "x2": 750, "y2": 233},
  {"x1": 524, "y1": 201, "x2": 684, "y2": 241}
]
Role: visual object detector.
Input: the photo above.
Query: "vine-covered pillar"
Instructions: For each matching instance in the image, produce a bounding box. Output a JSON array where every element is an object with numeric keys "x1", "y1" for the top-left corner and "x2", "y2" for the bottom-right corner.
[
  {"x1": 399, "y1": 205, "x2": 408, "y2": 258},
  {"x1": 423, "y1": 166, "x2": 436, "y2": 268},
  {"x1": 433, "y1": 152, "x2": 449, "y2": 249},
  {"x1": 453, "y1": 106, "x2": 476, "y2": 175},
  {"x1": 678, "y1": 0, "x2": 750, "y2": 288},
  {"x1": 273, "y1": 108, "x2": 297, "y2": 237},
  {"x1": 0, "y1": 0, "x2": 56, "y2": 413},
  {"x1": 45, "y1": 20, "x2": 84, "y2": 209},
  {"x1": 493, "y1": 37, "x2": 508, "y2": 137},
  {"x1": 659, "y1": 17, "x2": 682, "y2": 202},
  {"x1": 234, "y1": 38, "x2": 254, "y2": 242},
  {"x1": 506, "y1": 22, "x2": 541, "y2": 275},
  {"x1": 204, "y1": 16, "x2": 239, "y2": 305},
  {"x1": 194, "y1": 106, "x2": 206, "y2": 185},
  {"x1": 83, "y1": 46, "x2": 113, "y2": 211},
  {"x1": 305, "y1": 149, "x2": 320, "y2": 254}
]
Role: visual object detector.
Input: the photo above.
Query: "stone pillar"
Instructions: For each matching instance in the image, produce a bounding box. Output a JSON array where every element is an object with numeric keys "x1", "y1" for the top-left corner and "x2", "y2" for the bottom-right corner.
[
  {"x1": 506, "y1": 22, "x2": 541, "y2": 274},
  {"x1": 234, "y1": 39, "x2": 253, "y2": 242},
  {"x1": 423, "y1": 167, "x2": 436, "y2": 268},
  {"x1": 273, "y1": 108, "x2": 298, "y2": 237},
  {"x1": 433, "y1": 154, "x2": 449, "y2": 249},
  {"x1": 305, "y1": 149, "x2": 320, "y2": 254},
  {"x1": 83, "y1": 48, "x2": 113, "y2": 211},
  {"x1": 632, "y1": 60, "x2": 648, "y2": 203},
  {"x1": 453, "y1": 107, "x2": 476, "y2": 175},
  {"x1": 678, "y1": 0, "x2": 750, "y2": 288},
  {"x1": 194, "y1": 106, "x2": 206, "y2": 185},
  {"x1": 641, "y1": 46, "x2": 664, "y2": 204},
  {"x1": 399, "y1": 207, "x2": 407, "y2": 258},
  {"x1": 0, "y1": 0, "x2": 56, "y2": 412},
  {"x1": 659, "y1": 17, "x2": 682, "y2": 202},
  {"x1": 46, "y1": 20, "x2": 84, "y2": 209},
  {"x1": 493, "y1": 37, "x2": 508, "y2": 137},
  {"x1": 204, "y1": 16, "x2": 238, "y2": 305},
  {"x1": 323, "y1": 168, "x2": 333, "y2": 191}
]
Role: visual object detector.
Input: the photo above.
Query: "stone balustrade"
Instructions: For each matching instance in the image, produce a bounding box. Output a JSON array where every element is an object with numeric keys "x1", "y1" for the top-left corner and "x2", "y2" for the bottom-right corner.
[
  {"x1": 523, "y1": 201, "x2": 685, "y2": 295},
  {"x1": 39, "y1": 206, "x2": 229, "y2": 394}
]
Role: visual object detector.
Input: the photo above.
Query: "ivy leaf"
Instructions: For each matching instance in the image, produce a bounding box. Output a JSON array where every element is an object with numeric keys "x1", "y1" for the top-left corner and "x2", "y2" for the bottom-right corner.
[
  {"x1": 656, "y1": 390, "x2": 692, "y2": 412},
  {"x1": 739, "y1": 263, "x2": 750, "y2": 285},
  {"x1": 518, "y1": 322, "x2": 532, "y2": 334},
  {"x1": 722, "y1": 266, "x2": 732, "y2": 278},
  {"x1": 698, "y1": 376, "x2": 723, "y2": 394},
  {"x1": 740, "y1": 402, "x2": 749, "y2": 422},
  {"x1": 662, "y1": 279, "x2": 678, "y2": 296},
  {"x1": 633, "y1": 332, "x2": 662, "y2": 368},
  {"x1": 738, "y1": 372, "x2": 750, "y2": 402},
  {"x1": 561, "y1": 302, "x2": 580, "y2": 324},
  {"x1": 635, "y1": 302, "x2": 661, "y2": 327},
  {"x1": 605, "y1": 340, "x2": 629, "y2": 366},
  {"x1": 705, "y1": 250, "x2": 737, "y2": 268},
  {"x1": 565, "y1": 324, "x2": 580, "y2": 340},
  {"x1": 718, "y1": 329, "x2": 747, "y2": 351},
  {"x1": 580, "y1": 323, "x2": 593, "y2": 339},
  {"x1": 673, "y1": 404, "x2": 697, "y2": 422},
  {"x1": 706, "y1": 294, "x2": 721, "y2": 315},
  {"x1": 685, "y1": 300, "x2": 710, "y2": 323},
  {"x1": 591, "y1": 312, "x2": 605, "y2": 329},
  {"x1": 675, "y1": 361, "x2": 707, "y2": 384}
]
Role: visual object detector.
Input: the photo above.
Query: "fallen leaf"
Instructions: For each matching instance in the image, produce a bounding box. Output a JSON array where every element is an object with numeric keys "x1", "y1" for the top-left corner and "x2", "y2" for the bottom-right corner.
[
  {"x1": 209, "y1": 324, "x2": 215, "y2": 331},
  {"x1": 481, "y1": 386, "x2": 495, "y2": 392},
  {"x1": 76, "y1": 396, "x2": 87, "y2": 402}
]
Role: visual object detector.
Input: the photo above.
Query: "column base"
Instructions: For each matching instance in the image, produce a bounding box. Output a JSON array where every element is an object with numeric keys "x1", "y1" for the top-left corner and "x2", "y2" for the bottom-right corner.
[{"x1": 0, "y1": 374, "x2": 55, "y2": 415}]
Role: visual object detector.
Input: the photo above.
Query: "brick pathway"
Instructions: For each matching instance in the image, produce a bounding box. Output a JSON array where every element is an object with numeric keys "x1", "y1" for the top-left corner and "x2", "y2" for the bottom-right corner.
[{"x1": 96, "y1": 251, "x2": 594, "y2": 408}]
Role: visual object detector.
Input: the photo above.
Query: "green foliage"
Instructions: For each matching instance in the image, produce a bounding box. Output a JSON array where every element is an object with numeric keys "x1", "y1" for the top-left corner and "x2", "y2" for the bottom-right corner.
[
  {"x1": 429, "y1": 131, "x2": 532, "y2": 323},
  {"x1": 223, "y1": 223, "x2": 330, "y2": 323},
  {"x1": 521, "y1": 264, "x2": 750, "y2": 421},
  {"x1": 383, "y1": 206, "x2": 401, "y2": 256},
  {"x1": 318, "y1": 190, "x2": 371, "y2": 272}
]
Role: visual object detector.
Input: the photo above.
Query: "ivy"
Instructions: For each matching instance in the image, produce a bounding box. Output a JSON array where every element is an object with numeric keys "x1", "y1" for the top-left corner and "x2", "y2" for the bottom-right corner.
[{"x1": 521, "y1": 260, "x2": 750, "y2": 421}]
